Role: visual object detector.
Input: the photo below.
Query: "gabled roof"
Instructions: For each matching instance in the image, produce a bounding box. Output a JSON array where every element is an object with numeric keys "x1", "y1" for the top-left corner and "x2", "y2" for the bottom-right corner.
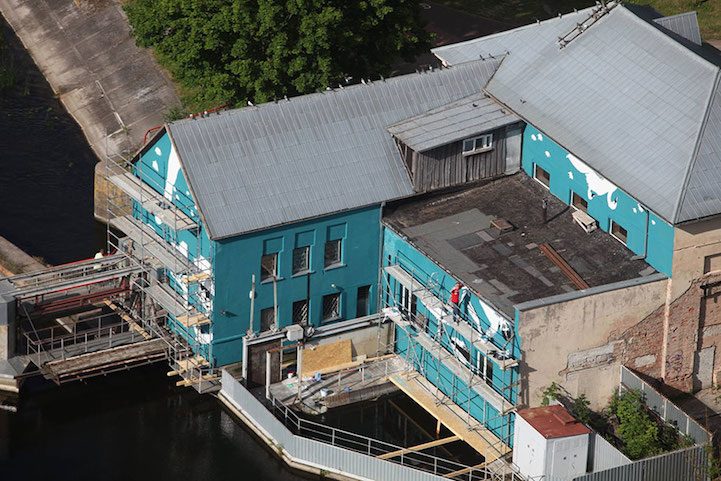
[
  {"x1": 433, "y1": 4, "x2": 721, "y2": 225},
  {"x1": 387, "y1": 93, "x2": 519, "y2": 152},
  {"x1": 654, "y1": 11, "x2": 702, "y2": 46},
  {"x1": 166, "y1": 59, "x2": 502, "y2": 239}
]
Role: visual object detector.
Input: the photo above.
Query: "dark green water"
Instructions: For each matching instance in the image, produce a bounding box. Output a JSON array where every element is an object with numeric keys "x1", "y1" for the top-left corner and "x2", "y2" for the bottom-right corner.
[{"x1": 0, "y1": 366, "x2": 306, "y2": 481}]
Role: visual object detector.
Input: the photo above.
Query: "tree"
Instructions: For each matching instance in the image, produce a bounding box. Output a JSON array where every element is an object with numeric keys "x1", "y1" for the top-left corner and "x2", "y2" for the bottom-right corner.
[{"x1": 124, "y1": 0, "x2": 432, "y2": 110}]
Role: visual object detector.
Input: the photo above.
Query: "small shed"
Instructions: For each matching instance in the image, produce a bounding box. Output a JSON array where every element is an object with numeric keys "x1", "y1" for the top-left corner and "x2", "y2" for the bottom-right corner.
[{"x1": 512, "y1": 405, "x2": 590, "y2": 480}]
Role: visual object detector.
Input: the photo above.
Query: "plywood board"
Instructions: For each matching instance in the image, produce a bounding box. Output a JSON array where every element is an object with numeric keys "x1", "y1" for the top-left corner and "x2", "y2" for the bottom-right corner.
[{"x1": 302, "y1": 339, "x2": 352, "y2": 376}]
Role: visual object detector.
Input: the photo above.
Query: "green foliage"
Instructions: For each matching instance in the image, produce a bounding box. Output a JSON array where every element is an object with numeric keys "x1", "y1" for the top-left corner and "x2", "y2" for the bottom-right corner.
[
  {"x1": 541, "y1": 382, "x2": 560, "y2": 406},
  {"x1": 607, "y1": 389, "x2": 686, "y2": 460},
  {"x1": 164, "y1": 104, "x2": 188, "y2": 122},
  {"x1": 124, "y1": 0, "x2": 432, "y2": 111}
]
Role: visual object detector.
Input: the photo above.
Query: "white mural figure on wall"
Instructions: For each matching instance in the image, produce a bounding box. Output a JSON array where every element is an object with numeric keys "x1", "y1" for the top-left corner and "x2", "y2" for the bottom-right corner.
[
  {"x1": 566, "y1": 154, "x2": 618, "y2": 210},
  {"x1": 164, "y1": 145, "x2": 182, "y2": 203}
]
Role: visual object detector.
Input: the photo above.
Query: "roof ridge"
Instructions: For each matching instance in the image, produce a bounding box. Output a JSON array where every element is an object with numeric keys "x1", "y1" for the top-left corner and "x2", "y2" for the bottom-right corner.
[
  {"x1": 673, "y1": 67, "x2": 721, "y2": 223},
  {"x1": 433, "y1": 7, "x2": 595, "y2": 60}
]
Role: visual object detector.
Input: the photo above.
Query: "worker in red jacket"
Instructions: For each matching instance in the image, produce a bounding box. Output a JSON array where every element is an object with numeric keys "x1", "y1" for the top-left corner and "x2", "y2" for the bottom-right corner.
[{"x1": 451, "y1": 282, "x2": 462, "y2": 323}]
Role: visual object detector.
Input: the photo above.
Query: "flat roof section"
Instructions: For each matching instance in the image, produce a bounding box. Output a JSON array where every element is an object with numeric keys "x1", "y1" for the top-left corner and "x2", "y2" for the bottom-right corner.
[
  {"x1": 383, "y1": 174, "x2": 655, "y2": 316},
  {"x1": 517, "y1": 405, "x2": 591, "y2": 439}
]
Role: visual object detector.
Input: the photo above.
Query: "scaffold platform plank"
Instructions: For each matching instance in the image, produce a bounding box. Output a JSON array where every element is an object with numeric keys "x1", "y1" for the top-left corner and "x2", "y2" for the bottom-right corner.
[
  {"x1": 145, "y1": 283, "x2": 187, "y2": 319},
  {"x1": 43, "y1": 339, "x2": 167, "y2": 380},
  {"x1": 110, "y1": 215, "x2": 192, "y2": 274},
  {"x1": 104, "y1": 300, "x2": 152, "y2": 340},
  {"x1": 181, "y1": 272, "x2": 211, "y2": 283},
  {"x1": 388, "y1": 373, "x2": 510, "y2": 463},
  {"x1": 108, "y1": 172, "x2": 197, "y2": 231}
]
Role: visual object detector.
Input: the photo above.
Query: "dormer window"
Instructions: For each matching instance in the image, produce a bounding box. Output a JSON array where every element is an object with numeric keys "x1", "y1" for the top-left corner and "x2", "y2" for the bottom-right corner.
[{"x1": 462, "y1": 133, "x2": 493, "y2": 155}]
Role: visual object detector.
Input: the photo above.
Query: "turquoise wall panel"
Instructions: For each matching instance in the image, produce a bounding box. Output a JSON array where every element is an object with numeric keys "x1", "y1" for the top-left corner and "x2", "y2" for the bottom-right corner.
[
  {"x1": 212, "y1": 205, "x2": 382, "y2": 366},
  {"x1": 521, "y1": 125, "x2": 674, "y2": 276}
]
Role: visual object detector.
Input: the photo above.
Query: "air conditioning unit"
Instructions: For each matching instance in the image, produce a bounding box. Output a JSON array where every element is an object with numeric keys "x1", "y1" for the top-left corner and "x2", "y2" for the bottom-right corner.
[{"x1": 572, "y1": 209, "x2": 597, "y2": 233}]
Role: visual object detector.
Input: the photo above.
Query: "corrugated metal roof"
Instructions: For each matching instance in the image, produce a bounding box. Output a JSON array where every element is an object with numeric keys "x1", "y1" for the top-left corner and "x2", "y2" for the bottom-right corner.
[
  {"x1": 654, "y1": 11, "x2": 702, "y2": 46},
  {"x1": 167, "y1": 60, "x2": 501, "y2": 239},
  {"x1": 435, "y1": 4, "x2": 721, "y2": 224},
  {"x1": 387, "y1": 93, "x2": 519, "y2": 152}
]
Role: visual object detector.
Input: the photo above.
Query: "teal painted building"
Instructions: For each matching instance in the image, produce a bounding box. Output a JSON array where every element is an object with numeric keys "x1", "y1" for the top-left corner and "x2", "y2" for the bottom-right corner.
[
  {"x1": 212, "y1": 205, "x2": 382, "y2": 366},
  {"x1": 521, "y1": 125, "x2": 675, "y2": 277}
]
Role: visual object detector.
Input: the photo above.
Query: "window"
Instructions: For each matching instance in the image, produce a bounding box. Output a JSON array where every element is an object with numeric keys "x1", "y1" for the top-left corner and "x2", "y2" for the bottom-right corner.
[
  {"x1": 324, "y1": 239, "x2": 342, "y2": 268},
  {"x1": 292, "y1": 300, "x2": 308, "y2": 325},
  {"x1": 571, "y1": 192, "x2": 588, "y2": 212},
  {"x1": 260, "y1": 307, "x2": 276, "y2": 331},
  {"x1": 610, "y1": 220, "x2": 628, "y2": 245},
  {"x1": 534, "y1": 164, "x2": 550, "y2": 188},
  {"x1": 399, "y1": 285, "x2": 417, "y2": 319},
  {"x1": 356, "y1": 285, "x2": 371, "y2": 318},
  {"x1": 322, "y1": 293, "x2": 341, "y2": 322},
  {"x1": 292, "y1": 246, "x2": 310, "y2": 275},
  {"x1": 462, "y1": 134, "x2": 493, "y2": 155},
  {"x1": 260, "y1": 253, "x2": 277, "y2": 282}
]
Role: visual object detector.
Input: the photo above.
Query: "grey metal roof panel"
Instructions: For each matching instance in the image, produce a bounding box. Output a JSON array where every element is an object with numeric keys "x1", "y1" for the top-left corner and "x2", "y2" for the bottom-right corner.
[
  {"x1": 481, "y1": 4, "x2": 718, "y2": 224},
  {"x1": 678, "y1": 74, "x2": 721, "y2": 222},
  {"x1": 168, "y1": 59, "x2": 501, "y2": 239},
  {"x1": 654, "y1": 11, "x2": 702, "y2": 46},
  {"x1": 387, "y1": 93, "x2": 519, "y2": 152}
]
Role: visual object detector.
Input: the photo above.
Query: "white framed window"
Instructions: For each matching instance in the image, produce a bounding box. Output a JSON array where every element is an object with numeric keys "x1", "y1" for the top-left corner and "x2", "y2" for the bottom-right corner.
[
  {"x1": 533, "y1": 164, "x2": 551, "y2": 189},
  {"x1": 610, "y1": 220, "x2": 628, "y2": 245},
  {"x1": 462, "y1": 133, "x2": 493, "y2": 155}
]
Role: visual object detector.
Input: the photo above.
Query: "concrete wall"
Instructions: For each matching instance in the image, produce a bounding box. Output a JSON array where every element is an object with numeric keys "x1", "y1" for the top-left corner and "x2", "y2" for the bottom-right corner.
[
  {"x1": 305, "y1": 323, "x2": 393, "y2": 359},
  {"x1": 517, "y1": 277, "x2": 667, "y2": 409},
  {"x1": 521, "y1": 125, "x2": 674, "y2": 276},
  {"x1": 671, "y1": 216, "x2": 721, "y2": 298},
  {"x1": 212, "y1": 205, "x2": 382, "y2": 367}
]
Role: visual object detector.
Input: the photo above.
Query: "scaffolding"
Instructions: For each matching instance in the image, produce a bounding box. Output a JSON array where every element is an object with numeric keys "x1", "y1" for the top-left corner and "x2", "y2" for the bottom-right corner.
[
  {"x1": 103, "y1": 133, "x2": 218, "y2": 393},
  {"x1": 378, "y1": 250, "x2": 523, "y2": 479}
]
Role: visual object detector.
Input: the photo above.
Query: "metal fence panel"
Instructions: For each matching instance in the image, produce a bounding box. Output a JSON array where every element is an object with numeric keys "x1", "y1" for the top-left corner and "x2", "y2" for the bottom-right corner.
[
  {"x1": 574, "y1": 446, "x2": 708, "y2": 481},
  {"x1": 590, "y1": 433, "x2": 631, "y2": 472},
  {"x1": 620, "y1": 367, "x2": 710, "y2": 445}
]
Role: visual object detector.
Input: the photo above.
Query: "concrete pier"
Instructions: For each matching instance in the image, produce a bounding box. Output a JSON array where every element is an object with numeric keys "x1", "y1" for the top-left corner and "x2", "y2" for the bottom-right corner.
[{"x1": 0, "y1": 0, "x2": 180, "y2": 160}]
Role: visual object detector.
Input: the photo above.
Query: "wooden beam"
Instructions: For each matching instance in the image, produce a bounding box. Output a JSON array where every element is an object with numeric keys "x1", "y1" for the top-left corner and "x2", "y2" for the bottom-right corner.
[
  {"x1": 539, "y1": 243, "x2": 590, "y2": 290},
  {"x1": 443, "y1": 462, "x2": 487, "y2": 478},
  {"x1": 377, "y1": 435, "x2": 460, "y2": 460}
]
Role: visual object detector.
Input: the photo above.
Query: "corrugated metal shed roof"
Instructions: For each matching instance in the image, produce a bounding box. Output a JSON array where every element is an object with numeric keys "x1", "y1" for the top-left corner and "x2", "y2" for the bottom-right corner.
[
  {"x1": 167, "y1": 60, "x2": 501, "y2": 239},
  {"x1": 387, "y1": 93, "x2": 519, "y2": 152},
  {"x1": 434, "y1": 4, "x2": 721, "y2": 224},
  {"x1": 517, "y1": 405, "x2": 591, "y2": 439},
  {"x1": 654, "y1": 11, "x2": 702, "y2": 46}
]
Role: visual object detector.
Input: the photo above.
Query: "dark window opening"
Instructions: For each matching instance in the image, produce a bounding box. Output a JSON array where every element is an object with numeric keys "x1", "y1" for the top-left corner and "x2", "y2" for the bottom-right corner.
[
  {"x1": 260, "y1": 253, "x2": 277, "y2": 282},
  {"x1": 571, "y1": 192, "x2": 588, "y2": 212},
  {"x1": 322, "y1": 293, "x2": 341, "y2": 322},
  {"x1": 260, "y1": 307, "x2": 276, "y2": 331},
  {"x1": 324, "y1": 239, "x2": 342, "y2": 268},
  {"x1": 357, "y1": 285, "x2": 371, "y2": 318},
  {"x1": 610, "y1": 220, "x2": 628, "y2": 245},
  {"x1": 534, "y1": 165, "x2": 550, "y2": 188},
  {"x1": 292, "y1": 246, "x2": 309, "y2": 275},
  {"x1": 292, "y1": 300, "x2": 308, "y2": 325}
]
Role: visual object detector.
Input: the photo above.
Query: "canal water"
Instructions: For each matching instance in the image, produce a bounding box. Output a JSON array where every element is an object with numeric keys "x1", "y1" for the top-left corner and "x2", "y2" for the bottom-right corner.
[{"x1": 0, "y1": 17, "x2": 104, "y2": 266}]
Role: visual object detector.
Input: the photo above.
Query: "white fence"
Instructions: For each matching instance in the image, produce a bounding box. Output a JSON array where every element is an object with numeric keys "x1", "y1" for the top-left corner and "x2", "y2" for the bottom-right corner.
[
  {"x1": 219, "y1": 370, "x2": 501, "y2": 481},
  {"x1": 620, "y1": 366, "x2": 710, "y2": 445}
]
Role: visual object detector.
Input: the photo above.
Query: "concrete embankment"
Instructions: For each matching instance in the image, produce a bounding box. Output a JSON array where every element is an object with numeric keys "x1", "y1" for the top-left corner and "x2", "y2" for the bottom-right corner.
[
  {"x1": 0, "y1": 235, "x2": 45, "y2": 276},
  {"x1": 0, "y1": 0, "x2": 180, "y2": 161}
]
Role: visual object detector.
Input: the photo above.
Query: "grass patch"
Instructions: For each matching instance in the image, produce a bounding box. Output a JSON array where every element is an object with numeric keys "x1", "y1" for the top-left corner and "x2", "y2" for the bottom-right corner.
[
  {"x1": 433, "y1": 0, "x2": 721, "y2": 40},
  {"x1": 0, "y1": 252, "x2": 22, "y2": 274}
]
